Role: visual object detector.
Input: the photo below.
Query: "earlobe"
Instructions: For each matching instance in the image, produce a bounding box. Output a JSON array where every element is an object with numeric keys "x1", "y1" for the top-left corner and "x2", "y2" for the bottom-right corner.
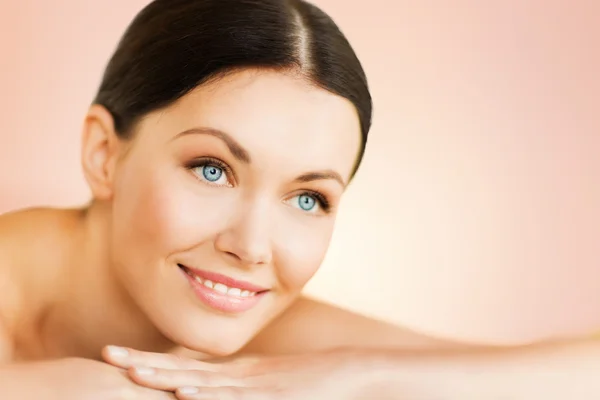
[{"x1": 81, "y1": 105, "x2": 122, "y2": 201}]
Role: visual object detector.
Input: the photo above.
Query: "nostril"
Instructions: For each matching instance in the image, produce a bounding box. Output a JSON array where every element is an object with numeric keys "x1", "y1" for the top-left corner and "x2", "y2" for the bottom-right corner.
[{"x1": 223, "y1": 251, "x2": 242, "y2": 262}]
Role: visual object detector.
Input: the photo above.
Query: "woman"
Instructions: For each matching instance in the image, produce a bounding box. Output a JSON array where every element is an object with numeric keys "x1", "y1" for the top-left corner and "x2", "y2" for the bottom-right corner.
[{"x1": 0, "y1": 0, "x2": 597, "y2": 399}]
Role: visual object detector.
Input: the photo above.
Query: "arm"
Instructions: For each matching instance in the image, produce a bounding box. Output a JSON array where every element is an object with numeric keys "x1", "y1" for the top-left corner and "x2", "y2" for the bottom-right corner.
[
  {"x1": 0, "y1": 357, "x2": 178, "y2": 400},
  {"x1": 359, "y1": 338, "x2": 600, "y2": 399},
  {"x1": 100, "y1": 297, "x2": 600, "y2": 399},
  {"x1": 239, "y1": 295, "x2": 470, "y2": 356},
  {"x1": 239, "y1": 296, "x2": 600, "y2": 398},
  {"x1": 101, "y1": 334, "x2": 600, "y2": 399}
]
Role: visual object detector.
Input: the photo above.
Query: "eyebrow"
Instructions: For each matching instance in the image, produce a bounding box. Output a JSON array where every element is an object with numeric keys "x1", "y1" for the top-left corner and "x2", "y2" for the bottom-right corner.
[
  {"x1": 173, "y1": 127, "x2": 251, "y2": 163},
  {"x1": 295, "y1": 171, "x2": 346, "y2": 188},
  {"x1": 173, "y1": 126, "x2": 346, "y2": 187}
]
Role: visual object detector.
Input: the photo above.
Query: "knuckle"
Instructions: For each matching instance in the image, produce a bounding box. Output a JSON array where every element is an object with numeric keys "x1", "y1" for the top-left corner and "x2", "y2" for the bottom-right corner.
[
  {"x1": 192, "y1": 370, "x2": 214, "y2": 386},
  {"x1": 168, "y1": 353, "x2": 185, "y2": 365},
  {"x1": 188, "y1": 370, "x2": 229, "y2": 387}
]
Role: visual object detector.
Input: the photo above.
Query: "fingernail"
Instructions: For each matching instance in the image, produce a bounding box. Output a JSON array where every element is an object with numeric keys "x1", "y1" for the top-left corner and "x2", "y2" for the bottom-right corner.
[
  {"x1": 134, "y1": 367, "x2": 155, "y2": 375},
  {"x1": 178, "y1": 386, "x2": 199, "y2": 394},
  {"x1": 106, "y1": 345, "x2": 128, "y2": 358}
]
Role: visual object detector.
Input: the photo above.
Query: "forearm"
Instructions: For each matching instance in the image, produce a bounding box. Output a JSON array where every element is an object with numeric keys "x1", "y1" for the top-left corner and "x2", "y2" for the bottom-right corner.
[{"x1": 358, "y1": 339, "x2": 600, "y2": 399}]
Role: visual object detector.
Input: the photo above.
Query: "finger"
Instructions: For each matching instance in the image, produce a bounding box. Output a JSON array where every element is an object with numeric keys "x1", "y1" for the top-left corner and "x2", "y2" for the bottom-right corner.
[
  {"x1": 136, "y1": 386, "x2": 180, "y2": 400},
  {"x1": 102, "y1": 346, "x2": 222, "y2": 372},
  {"x1": 127, "y1": 366, "x2": 243, "y2": 391},
  {"x1": 175, "y1": 386, "x2": 273, "y2": 400},
  {"x1": 113, "y1": 379, "x2": 179, "y2": 400}
]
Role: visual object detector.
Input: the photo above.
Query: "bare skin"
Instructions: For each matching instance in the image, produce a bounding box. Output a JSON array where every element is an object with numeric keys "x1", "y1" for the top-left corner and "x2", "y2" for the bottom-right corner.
[
  {"x1": 2, "y1": 69, "x2": 597, "y2": 399},
  {"x1": 0, "y1": 68, "x2": 465, "y2": 399},
  {"x1": 3, "y1": 208, "x2": 599, "y2": 400},
  {"x1": 0, "y1": 207, "x2": 455, "y2": 364},
  {"x1": 0, "y1": 208, "x2": 464, "y2": 399}
]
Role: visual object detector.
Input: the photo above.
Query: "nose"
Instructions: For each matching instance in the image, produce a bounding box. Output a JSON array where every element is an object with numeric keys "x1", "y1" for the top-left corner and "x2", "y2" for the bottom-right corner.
[{"x1": 214, "y1": 198, "x2": 273, "y2": 267}]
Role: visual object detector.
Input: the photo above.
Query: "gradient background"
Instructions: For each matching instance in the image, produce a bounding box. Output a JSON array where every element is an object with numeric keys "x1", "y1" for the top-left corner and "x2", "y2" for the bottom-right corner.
[{"x1": 1, "y1": 0, "x2": 598, "y2": 345}]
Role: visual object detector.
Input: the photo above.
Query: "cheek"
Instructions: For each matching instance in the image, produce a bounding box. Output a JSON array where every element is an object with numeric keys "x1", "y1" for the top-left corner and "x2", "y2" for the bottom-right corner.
[
  {"x1": 112, "y1": 166, "x2": 235, "y2": 263},
  {"x1": 272, "y1": 218, "x2": 335, "y2": 291}
]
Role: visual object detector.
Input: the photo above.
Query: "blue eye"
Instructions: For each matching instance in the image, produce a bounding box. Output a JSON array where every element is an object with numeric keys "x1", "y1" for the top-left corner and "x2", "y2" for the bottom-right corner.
[
  {"x1": 202, "y1": 165, "x2": 223, "y2": 182},
  {"x1": 188, "y1": 157, "x2": 233, "y2": 187},
  {"x1": 288, "y1": 191, "x2": 331, "y2": 215},
  {"x1": 297, "y1": 194, "x2": 317, "y2": 212}
]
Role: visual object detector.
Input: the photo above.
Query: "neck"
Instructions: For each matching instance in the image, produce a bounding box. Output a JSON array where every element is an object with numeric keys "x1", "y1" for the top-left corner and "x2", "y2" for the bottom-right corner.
[{"x1": 41, "y1": 202, "x2": 176, "y2": 360}]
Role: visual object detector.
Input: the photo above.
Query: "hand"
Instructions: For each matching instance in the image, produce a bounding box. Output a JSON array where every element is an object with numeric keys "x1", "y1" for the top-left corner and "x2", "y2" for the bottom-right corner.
[
  {"x1": 102, "y1": 346, "x2": 380, "y2": 399},
  {"x1": 5, "y1": 357, "x2": 177, "y2": 400}
]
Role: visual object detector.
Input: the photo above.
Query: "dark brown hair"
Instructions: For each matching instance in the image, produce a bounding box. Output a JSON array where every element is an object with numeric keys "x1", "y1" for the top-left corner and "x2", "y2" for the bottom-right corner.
[{"x1": 93, "y1": 0, "x2": 372, "y2": 176}]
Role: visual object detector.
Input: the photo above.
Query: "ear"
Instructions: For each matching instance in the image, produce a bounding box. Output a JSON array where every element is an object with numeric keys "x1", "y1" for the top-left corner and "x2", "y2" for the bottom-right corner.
[{"x1": 81, "y1": 104, "x2": 124, "y2": 201}]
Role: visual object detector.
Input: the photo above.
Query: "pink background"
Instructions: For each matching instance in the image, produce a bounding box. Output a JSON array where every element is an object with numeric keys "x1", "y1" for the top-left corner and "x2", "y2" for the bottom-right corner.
[{"x1": 1, "y1": 0, "x2": 599, "y2": 345}]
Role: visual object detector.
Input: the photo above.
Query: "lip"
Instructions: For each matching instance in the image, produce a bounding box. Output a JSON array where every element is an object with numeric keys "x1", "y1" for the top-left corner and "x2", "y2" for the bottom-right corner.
[
  {"x1": 179, "y1": 265, "x2": 269, "y2": 293},
  {"x1": 178, "y1": 264, "x2": 269, "y2": 314}
]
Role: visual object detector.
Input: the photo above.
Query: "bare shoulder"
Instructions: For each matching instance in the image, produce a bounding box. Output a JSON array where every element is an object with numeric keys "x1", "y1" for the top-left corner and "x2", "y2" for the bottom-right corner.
[
  {"x1": 239, "y1": 295, "x2": 467, "y2": 356},
  {"x1": 0, "y1": 207, "x2": 75, "y2": 271},
  {"x1": 0, "y1": 206, "x2": 81, "y2": 238},
  {"x1": 0, "y1": 207, "x2": 83, "y2": 263},
  {"x1": 0, "y1": 208, "x2": 38, "y2": 307},
  {"x1": 0, "y1": 205, "x2": 80, "y2": 289},
  {"x1": 0, "y1": 207, "x2": 80, "y2": 362},
  {"x1": 0, "y1": 209, "x2": 30, "y2": 362}
]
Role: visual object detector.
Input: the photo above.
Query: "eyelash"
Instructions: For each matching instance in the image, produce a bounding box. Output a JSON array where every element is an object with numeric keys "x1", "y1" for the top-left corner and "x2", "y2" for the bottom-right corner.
[
  {"x1": 186, "y1": 157, "x2": 235, "y2": 186},
  {"x1": 185, "y1": 157, "x2": 332, "y2": 214},
  {"x1": 301, "y1": 190, "x2": 331, "y2": 213}
]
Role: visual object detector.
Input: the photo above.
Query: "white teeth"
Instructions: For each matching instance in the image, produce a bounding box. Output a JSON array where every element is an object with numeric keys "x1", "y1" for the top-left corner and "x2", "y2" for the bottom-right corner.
[
  {"x1": 213, "y1": 283, "x2": 228, "y2": 294},
  {"x1": 187, "y1": 271, "x2": 258, "y2": 298}
]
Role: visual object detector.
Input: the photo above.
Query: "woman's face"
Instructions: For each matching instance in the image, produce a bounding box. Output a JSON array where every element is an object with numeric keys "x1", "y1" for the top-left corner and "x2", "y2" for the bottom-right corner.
[{"x1": 105, "y1": 69, "x2": 361, "y2": 356}]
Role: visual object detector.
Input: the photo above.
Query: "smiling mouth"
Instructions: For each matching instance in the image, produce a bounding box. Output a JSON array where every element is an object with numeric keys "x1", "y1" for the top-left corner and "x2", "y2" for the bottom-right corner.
[{"x1": 177, "y1": 264, "x2": 268, "y2": 298}]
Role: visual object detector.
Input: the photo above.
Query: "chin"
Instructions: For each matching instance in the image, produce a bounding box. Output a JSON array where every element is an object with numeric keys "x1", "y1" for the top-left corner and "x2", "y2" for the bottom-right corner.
[
  {"x1": 143, "y1": 288, "x2": 263, "y2": 357},
  {"x1": 131, "y1": 263, "x2": 282, "y2": 357},
  {"x1": 154, "y1": 313, "x2": 256, "y2": 357}
]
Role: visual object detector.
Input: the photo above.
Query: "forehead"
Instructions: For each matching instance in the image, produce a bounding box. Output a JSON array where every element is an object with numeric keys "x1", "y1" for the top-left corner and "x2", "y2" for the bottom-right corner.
[{"x1": 138, "y1": 69, "x2": 362, "y2": 181}]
